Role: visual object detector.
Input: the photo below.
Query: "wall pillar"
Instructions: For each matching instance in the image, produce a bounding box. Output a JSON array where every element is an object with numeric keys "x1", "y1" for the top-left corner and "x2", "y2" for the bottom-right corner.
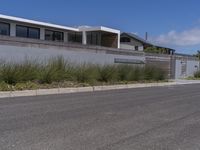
[
  {"x1": 82, "y1": 31, "x2": 87, "y2": 45},
  {"x1": 64, "y1": 32, "x2": 68, "y2": 43},
  {"x1": 40, "y1": 28, "x2": 45, "y2": 40},
  {"x1": 117, "y1": 33, "x2": 120, "y2": 49},
  {"x1": 10, "y1": 23, "x2": 16, "y2": 37}
]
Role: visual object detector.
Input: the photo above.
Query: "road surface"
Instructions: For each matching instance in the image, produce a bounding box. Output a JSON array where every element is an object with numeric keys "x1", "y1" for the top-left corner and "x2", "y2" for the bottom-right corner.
[{"x1": 1, "y1": 84, "x2": 200, "y2": 150}]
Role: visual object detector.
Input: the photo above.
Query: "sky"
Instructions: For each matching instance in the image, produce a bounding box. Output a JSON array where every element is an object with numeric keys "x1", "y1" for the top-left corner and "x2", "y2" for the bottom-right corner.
[{"x1": 0, "y1": 0, "x2": 200, "y2": 54}]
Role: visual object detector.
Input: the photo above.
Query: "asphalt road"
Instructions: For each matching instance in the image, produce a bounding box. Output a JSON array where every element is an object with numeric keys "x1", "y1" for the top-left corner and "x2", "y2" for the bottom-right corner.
[{"x1": 1, "y1": 84, "x2": 200, "y2": 150}]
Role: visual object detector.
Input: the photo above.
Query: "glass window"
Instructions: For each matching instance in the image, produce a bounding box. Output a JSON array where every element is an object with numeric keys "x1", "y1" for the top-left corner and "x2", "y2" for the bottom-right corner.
[
  {"x1": 16, "y1": 26, "x2": 28, "y2": 38},
  {"x1": 45, "y1": 30, "x2": 63, "y2": 42},
  {"x1": 87, "y1": 32, "x2": 100, "y2": 45},
  {"x1": 87, "y1": 32, "x2": 92, "y2": 44},
  {"x1": 16, "y1": 25, "x2": 40, "y2": 39},
  {"x1": 45, "y1": 30, "x2": 54, "y2": 41},
  {"x1": 68, "y1": 32, "x2": 82, "y2": 43},
  {"x1": 0, "y1": 22, "x2": 10, "y2": 36},
  {"x1": 54, "y1": 31, "x2": 63, "y2": 41},
  {"x1": 135, "y1": 46, "x2": 139, "y2": 51},
  {"x1": 28, "y1": 28, "x2": 40, "y2": 39}
]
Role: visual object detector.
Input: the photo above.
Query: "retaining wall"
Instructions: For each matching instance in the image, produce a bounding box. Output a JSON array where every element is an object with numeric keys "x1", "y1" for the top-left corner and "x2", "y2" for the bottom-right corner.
[{"x1": 0, "y1": 36, "x2": 199, "y2": 79}]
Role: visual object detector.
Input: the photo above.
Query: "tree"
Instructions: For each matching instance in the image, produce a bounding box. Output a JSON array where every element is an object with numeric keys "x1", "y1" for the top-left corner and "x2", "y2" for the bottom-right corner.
[
  {"x1": 144, "y1": 46, "x2": 167, "y2": 54},
  {"x1": 196, "y1": 50, "x2": 200, "y2": 60}
]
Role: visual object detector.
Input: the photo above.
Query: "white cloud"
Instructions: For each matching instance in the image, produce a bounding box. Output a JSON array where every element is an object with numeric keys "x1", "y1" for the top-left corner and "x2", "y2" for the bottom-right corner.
[{"x1": 152, "y1": 28, "x2": 200, "y2": 46}]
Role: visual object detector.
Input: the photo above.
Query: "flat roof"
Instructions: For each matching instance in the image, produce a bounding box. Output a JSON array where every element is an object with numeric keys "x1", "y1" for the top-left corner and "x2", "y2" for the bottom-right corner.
[
  {"x1": 0, "y1": 14, "x2": 79, "y2": 31},
  {"x1": 0, "y1": 14, "x2": 121, "y2": 34},
  {"x1": 78, "y1": 26, "x2": 120, "y2": 34}
]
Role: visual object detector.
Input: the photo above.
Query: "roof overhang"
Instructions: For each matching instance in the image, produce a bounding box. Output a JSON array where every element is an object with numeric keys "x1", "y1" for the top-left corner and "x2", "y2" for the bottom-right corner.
[
  {"x1": 0, "y1": 14, "x2": 79, "y2": 32},
  {"x1": 78, "y1": 26, "x2": 120, "y2": 34}
]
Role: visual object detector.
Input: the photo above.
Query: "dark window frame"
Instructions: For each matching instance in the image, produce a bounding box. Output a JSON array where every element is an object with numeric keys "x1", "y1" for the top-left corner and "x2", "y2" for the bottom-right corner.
[
  {"x1": 45, "y1": 29, "x2": 64, "y2": 42},
  {"x1": 135, "y1": 46, "x2": 139, "y2": 51},
  {"x1": 87, "y1": 31, "x2": 101, "y2": 46},
  {"x1": 16, "y1": 25, "x2": 40, "y2": 39},
  {"x1": 68, "y1": 32, "x2": 82, "y2": 43},
  {"x1": 0, "y1": 22, "x2": 10, "y2": 36}
]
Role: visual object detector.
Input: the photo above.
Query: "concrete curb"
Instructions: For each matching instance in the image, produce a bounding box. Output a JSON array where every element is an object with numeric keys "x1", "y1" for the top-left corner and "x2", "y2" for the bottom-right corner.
[{"x1": 0, "y1": 81, "x2": 200, "y2": 99}]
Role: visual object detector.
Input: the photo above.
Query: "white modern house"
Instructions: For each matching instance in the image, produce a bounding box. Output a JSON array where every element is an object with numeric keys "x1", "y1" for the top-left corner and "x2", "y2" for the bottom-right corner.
[
  {"x1": 0, "y1": 14, "x2": 120, "y2": 48},
  {"x1": 0, "y1": 14, "x2": 199, "y2": 79},
  {"x1": 0, "y1": 14, "x2": 145, "y2": 67}
]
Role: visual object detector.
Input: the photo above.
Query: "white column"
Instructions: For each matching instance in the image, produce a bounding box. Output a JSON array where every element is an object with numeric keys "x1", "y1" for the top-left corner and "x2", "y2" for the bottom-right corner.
[
  {"x1": 10, "y1": 23, "x2": 16, "y2": 37},
  {"x1": 82, "y1": 31, "x2": 87, "y2": 45},
  {"x1": 40, "y1": 28, "x2": 45, "y2": 40},
  {"x1": 64, "y1": 32, "x2": 68, "y2": 43},
  {"x1": 117, "y1": 33, "x2": 120, "y2": 49}
]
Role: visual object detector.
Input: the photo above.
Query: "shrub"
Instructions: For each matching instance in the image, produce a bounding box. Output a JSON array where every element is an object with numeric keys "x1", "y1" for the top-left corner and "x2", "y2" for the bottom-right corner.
[
  {"x1": 73, "y1": 64, "x2": 91, "y2": 83},
  {"x1": 14, "y1": 82, "x2": 38, "y2": 91},
  {"x1": 72, "y1": 64, "x2": 99, "y2": 83},
  {"x1": 117, "y1": 65, "x2": 133, "y2": 81},
  {"x1": 0, "y1": 63, "x2": 20, "y2": 84},
  {"x1": 194, "y1": 70, "x2": 200, "y2": 78},
  {"x1": 0, "y1": 81, "x2": 13, "y2": 91},
  {"x1": 38, "y1": 57, "x2": 68, "y2": 84},
  {"x1": 16, "y1": 60, "x2": 39, "y2": 82},
  {"x1": 152, "y1": 68, "x2": 166, "y2": 81},
  {"x1": 127, "y1": 66, "x2": 143, "y2": 81},
  {"x1": 0, "y1": 56, "x2": 167, "y2": 88},
  {"x1": 97, "y1": 65, "x2": 118, "y2": 82},
  {"x1": 0, "y1": 60, "x2": 39, "y2": 84}
]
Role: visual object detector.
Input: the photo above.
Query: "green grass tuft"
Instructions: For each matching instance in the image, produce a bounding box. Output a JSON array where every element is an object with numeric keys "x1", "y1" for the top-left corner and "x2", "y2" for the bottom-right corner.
[{"x1": 0, "y1": 56, "x2": 167, "y2": 89}]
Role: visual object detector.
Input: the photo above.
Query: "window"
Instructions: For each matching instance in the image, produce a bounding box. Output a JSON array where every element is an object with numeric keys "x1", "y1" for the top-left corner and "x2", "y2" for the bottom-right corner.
[
  {"x1": 16, "y1": 26, "x2": 28, "y2": 38},
  {"x1": 120, "y1": 37, "x2": 130, "y2": 42},
  {"x1": 135, "y1": 46, "x2": 139, "y2": 51},
  {"x1": 29, "y1": 28, "x2": 40, "y2": 39},
  {"x1": 87, "y1": 32, "x2": 101, "y2": 45},
  {"x1": 45, "y1": 30, "x2": 63, "y2": 42},
  {"x1": 16, "y1": 25, "x2": 40, "y2": 39},
  {"x1": 45, "y1": 30, "x2": 53, "y2": 41},
  {"x1": 68, "y1": 32, "x2": 82, "y2": 43},
  {"x1": 0, "y1": 22, "x2": 10, "y2": 36}
]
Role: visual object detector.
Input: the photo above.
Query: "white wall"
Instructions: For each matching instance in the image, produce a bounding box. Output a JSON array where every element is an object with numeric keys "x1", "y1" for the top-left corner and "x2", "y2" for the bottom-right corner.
[
  {"x1": 0, "y1": 45, "x2": 145, "y2": 65},
  {"x1": 120, "y1": 44, "x2": 136, "y2": 50},
  {"x1": 175, "y1": 59, "x2": 199, "y2": 79},
  {"x1": 120, "y1": 44, "x2": 144, "y2": 51},
  {"x1": 186, "y1": 60, "x2": 199, "y2": 77},
  {"x1": 40, "y1": 28, "x2": 45, "y2": 40},
  {"x1": 10, "y1": 23, "x2": 16, "y2": 37}
]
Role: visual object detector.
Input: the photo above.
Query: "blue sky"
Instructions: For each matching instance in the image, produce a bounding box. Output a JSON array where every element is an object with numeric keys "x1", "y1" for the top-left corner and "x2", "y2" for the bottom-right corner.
[{"x1": 0, "y1": 0, "x2": 200, "y2": 54}]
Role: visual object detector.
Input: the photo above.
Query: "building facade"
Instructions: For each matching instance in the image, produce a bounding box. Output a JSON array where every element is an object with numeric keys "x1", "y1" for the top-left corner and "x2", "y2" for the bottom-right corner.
[
  {"x1": 0, "y1": 14, "x2": 120, "y2": 49},
  {"x1": 0, "y1": 14, "x2": 199, "y2": 79},
  {"x1": 120, "y1": 32, "x2": 151, "y2": 51},
  {"x1": 120, "y1": 32, "x2": 175, "y2": 55}
]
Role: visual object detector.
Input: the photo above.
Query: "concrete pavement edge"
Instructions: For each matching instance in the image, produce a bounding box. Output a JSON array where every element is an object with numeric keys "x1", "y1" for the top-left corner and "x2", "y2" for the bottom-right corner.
[{"x1": 0, "y1": 80, "x2": 200, "y2": 99}]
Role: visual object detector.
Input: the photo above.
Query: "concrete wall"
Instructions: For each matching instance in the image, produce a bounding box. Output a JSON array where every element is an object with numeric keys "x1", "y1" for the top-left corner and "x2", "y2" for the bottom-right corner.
[
  {"x1": 120, "y1": 44, "x2": 143, "y2": 51},
  {"x1": 0, "y1": 45, "x2": 145, "y2": 65},
  {"x1": 145, "y1": 54, "x2": 172, "y2": 79},
  {"x1": 0, "y1": 35, "x2": 145, "y2": 65},
  {"x1": 120, "y1": 44, "x2": 136, "y2": 51},
  {"x1": 0, "y1": 35, "x2": 199, "y2": 79},
  {"x1": 187, "y1": 60, "x2": 199, "y2": 76},
  {"x1": 175, "y1": 59, "x2": 199, "y2": 79},
  {"x1": 10, "y1": 22, "x2": 16, "y2": 37}
]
